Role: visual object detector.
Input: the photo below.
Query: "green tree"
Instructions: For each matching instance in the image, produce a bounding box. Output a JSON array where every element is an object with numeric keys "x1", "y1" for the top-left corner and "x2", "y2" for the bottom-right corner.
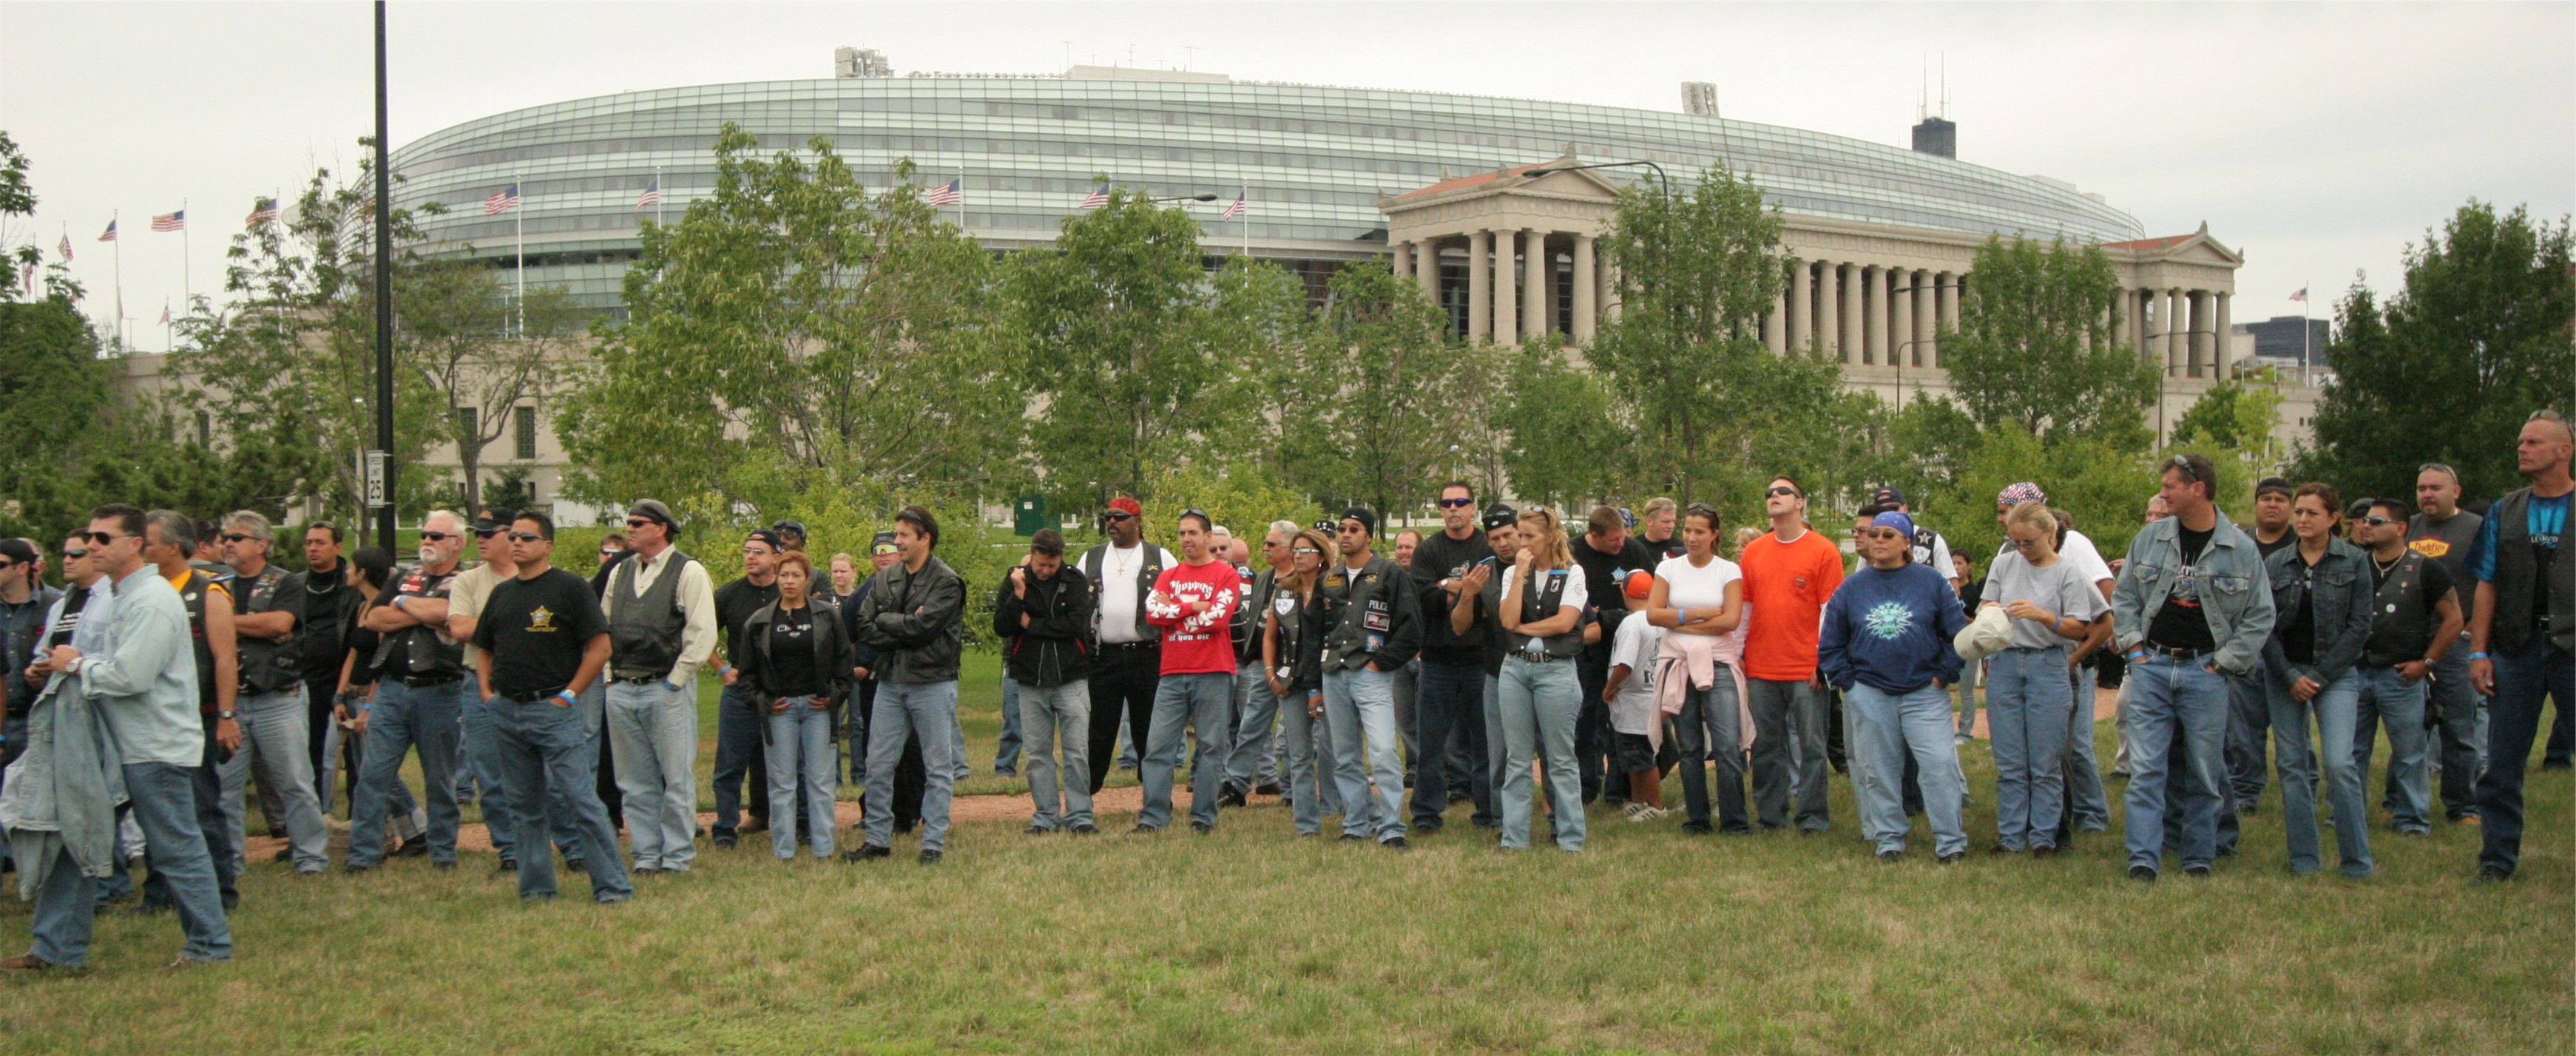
[
  {"x1": 558, "y1": 126, "x2": 1023, "y2": 529},
  {"x1": 406, "y1": 260, "x2": 586, "y2": 512},
  {"x1": 1206, "y1": 257, "x2": 1322, "y2": 488},
  {"x1": 1311, "y1": 261, "x2": 1467, "y2": 527},
  {"x1": 2299, "y1": 200, "x2": 2575, "y2": 501},
  {"x1": 1010, "y1": 185, "x2": 1234, "y2": 510},
  {"x1": 1939, "y1": 235, "x2": 2154, "y2": 444},
  {"x1": 1497, "y1": 345, "x2": 1623, "y2": 512},
  {"x1": 1591, "y1": 166, "x2": 1847, "y2": 509}
]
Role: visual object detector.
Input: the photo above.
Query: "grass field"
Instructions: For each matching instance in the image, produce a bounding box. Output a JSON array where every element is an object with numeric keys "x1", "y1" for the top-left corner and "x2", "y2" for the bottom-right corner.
[{"x1": 3, "y1": 651, "x2": 2567, "y2": 1054}]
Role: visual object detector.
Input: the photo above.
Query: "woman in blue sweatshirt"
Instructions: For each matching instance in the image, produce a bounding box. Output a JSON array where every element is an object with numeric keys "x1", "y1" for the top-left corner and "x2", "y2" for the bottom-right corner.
[{"x1": 1820, "y1": 511, "x2": 1974, "y2": 862}]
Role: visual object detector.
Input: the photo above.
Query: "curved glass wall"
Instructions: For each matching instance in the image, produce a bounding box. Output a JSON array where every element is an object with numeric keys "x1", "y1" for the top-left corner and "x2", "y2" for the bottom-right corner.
[{"x1": 392, "y1": 77, "x2": 2145, "y2": 313}]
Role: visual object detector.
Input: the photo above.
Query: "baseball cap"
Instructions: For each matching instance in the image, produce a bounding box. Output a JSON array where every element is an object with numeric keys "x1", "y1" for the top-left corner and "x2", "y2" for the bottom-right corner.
[
  {"x1": 1481, "y1": 502, "x2": 1518, "y2": 532},
  {"x1": 745, "y1": 529, "x2": 786, "y2": 552},
  {"x1": 1870, "y1": 486, "x2": 1907, "y2": 510},
  {"x1": 1623, "y1": 569, "x2": 1654, "y2": 600},
  {"x1": 2255, "y1": 476, "x2": 2294, "y2": 499},
  {"x1": 0, "y1": 538, "x2": 37, "y2": 567},
  {"x1": 771, "y1": 518, "x2": 808, "y2": 539},
  {"x1": 870, "y1": 530, "x2": 900, "y2": 556},
  {"x1": 1339, "y1": 506, "x2": 1378, "y2": 534}
]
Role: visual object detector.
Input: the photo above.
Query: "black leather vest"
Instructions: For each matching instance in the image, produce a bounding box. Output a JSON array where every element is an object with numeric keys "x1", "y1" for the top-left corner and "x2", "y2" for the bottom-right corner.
[
  {"x1": 2361, "y1": 551, "x2": 2435, "y2": 668},
  {"x1": 231, "y1": 563, "x2": 302, "y2": 695},
  {"x1": 1505, "y1": 567, "x2": 1584, "y2": 659},
  {"x1": 608, "y1": 550, "x2": 695, "y2": 680}
]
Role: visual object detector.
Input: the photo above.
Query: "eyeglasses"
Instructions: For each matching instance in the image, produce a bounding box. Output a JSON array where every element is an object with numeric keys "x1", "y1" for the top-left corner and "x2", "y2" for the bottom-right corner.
[
  {"x1": 0, "y1": 559, "x2": 16, "y2": 571},
  {"x1": 2007, "y1": 536, "x2": 2041, "y2": 551},
  {"x1": 1292, "y1": 547, "x2": 1322, "y2": 556},
  {"x1": 221, "y1": 532, "x2": 259, "y2": 544},
  {"x1": 1437, "y1": 498, "x2": 1475, "y2": 509},
  {"x1": 419, "y1": 532, "x2": 456, "y2": 542},
  {"x1": 507, "y1": 532, "x2": 549, "y2": 543},
  {"x1": 1766, "y1": 486, "x2": 1800, "y2": 498}
]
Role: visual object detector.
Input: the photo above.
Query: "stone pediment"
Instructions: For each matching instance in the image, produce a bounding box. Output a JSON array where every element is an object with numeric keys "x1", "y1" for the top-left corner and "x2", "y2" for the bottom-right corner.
[
  {"x1": 2104, "y1": 223, "x2": 2244, "y2": 268},
  {"x1": 1380, "y1": 151, "x2": 1625, "y2": 241}
]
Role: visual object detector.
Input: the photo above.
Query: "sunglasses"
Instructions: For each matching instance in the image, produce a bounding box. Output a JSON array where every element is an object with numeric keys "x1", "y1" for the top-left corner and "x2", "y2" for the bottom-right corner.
[
  {"x1": 419, "y1": 531, "x2": 457, "y2": 542},
  {"x1": 1101, "y1": 512, "x2": 1135, "y2": 522},
  {"x1": 507, "y1": 532, "x2": 549, "y2": 543},
  {"x1": 1767, "y1": 486, "x2": 1800, "y2": 498},
  {"x1": 872, "y1": 546, "x2": 901, "y2": 556},
  {"x1": 0, "y1": 559, "x2": 16, "y2": 571},
  {"x1": 2358, "y1": 515, "x2": 2400, "y2": 528},
  {"x1": 60, "y1": 549, "x2": 87, "y2": 560},
  {"x1": 598, "y1": 546, "x2": 621, "y2": 556},
  {"x1": 2162, "y1": 456, "x2": 2205, "y2": 484},
  {"x1": 81, "y1": 531, "x2": 126, "y2": 545},
  {"x1": 1292, "y1": 547, "x2": 1322, "y2": 556},
  {"x1": 473, "y1": 528, "x2": 503, "y2": 538},
  {"x1": 1437, "y1": 498, "x2": 1475, "y2": 509},
  {"x1": 221, "y1": 532, "x2": 260, "y2": 544},
  {"x1": 741, "y1": 546, "x2": 776, "y2": 555},
  {"x1": 1860, "y1": 529, "x2": 1905, "y2": 541},
  {"x1": 625, "y1": 518, "x2": 657, "y2": 529}
]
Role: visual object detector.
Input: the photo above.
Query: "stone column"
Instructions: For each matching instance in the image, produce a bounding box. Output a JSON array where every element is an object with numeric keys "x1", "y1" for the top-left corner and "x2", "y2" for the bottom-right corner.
[
  {"x1": 1492, "y1": 229, "x2": 1518, "y2": 345},
  {"x1": 1523, "y1": 229, "x2": 1549, "y2": 342},
  {"x1": 1890, "y1": 268, "x2": 1913, "y2": 366},
  {"x1": 1572, "y1": 234, "x2": 1598, "y2": 344},
  {"x1": 1416, "y1": 237, "x2": 1441, "y2": 302},
  {"x1": 1788, "y1": 260, "x2": 1813, "y2": 354},
  {"x1": 1841, "y1": 262, "x2": 1865, "y2": 364},
  {"x1": 1467, "y1": 231, "x2": 1491, "y2": 343},
  {"x1": 2188, "y1": 290, "x2": 2211, "y2": 376},
  {"x1": 2112, "y1": 285, "x2": 2131, "y2": 353},
  {"x1": 2214, "y1": 291, "x2": 2233, "y2": 376},
  {"x1": 2163, "y1": 288, "x2": 2185, "y2": 376},
  {"x1": 1815, "y1": 261, "x2": 1839, "y2": 359},
  {"x1": 1936, "y1": 271, "x2": 1958, "y2": 365},
  {"x1": 1910, "y1": 269, "x2": 1933, "y2": 366},
  {"x1": 1392, "y1": 242, "x2": 1413, "y2": 282},
  {"x1": 1859, "y1": 265, "x2": 1882, "y2": 365}
]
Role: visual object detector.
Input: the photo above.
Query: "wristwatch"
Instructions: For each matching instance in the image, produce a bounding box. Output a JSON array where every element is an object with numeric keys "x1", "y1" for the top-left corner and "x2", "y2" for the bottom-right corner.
[{"x1": 217, "y1": 709, "x2": 236, "y2": 720}]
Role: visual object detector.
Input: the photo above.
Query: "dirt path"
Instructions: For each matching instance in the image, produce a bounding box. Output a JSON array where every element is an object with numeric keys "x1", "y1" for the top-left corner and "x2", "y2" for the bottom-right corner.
[{"x1": 249, "y1": 688, "x2": 2118, "y2": 861}]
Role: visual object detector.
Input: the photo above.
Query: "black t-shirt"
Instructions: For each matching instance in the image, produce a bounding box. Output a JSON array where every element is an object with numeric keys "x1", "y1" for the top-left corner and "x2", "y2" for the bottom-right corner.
[
  {"x1": 1410, "y1": 528, "x2": 1493, "y2": 664},
  {"x1": 767, "y1": 603, "x2": 822, "y2": 698},
  {"x1": 47, "y1": 585, "x2": 92, "y2": 651},
  {"x1": 2282, "y1": 550, "x2": 2320, "y2": 666},
  {"x1": 2254, "y1": 531, "x2": 2295, "y2": 559},
  {"x1": 1639, "y1": 532, "x2": 1687, "y2": 562},
  {"x1": 1572, "y1": 534, "x2": 1659, "y2": 646},
  {"x1": 714, "y1": 577, "x2": 780, "y2": 657},
  {"x1": 471, "y1": 568, "x2": 609, "y2": 699},
  {"x1": 2146, "y1": 524, "x2": 2218, "y2": 653},
  {"x1": 299, "y1": 565, "x2": 348, "y2": 681}
]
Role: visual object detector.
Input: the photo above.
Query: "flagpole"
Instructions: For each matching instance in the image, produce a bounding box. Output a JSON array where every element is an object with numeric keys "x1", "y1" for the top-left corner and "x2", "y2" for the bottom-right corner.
[
  {"x1": 1240, "y1": 180, "x2": 1249, "y2": 258},
  {"x1": 654, "y1": 165, "x2": 664, "y2": 227},
  {"x1": 112, "y1": 210, "x2": 124, "y2": 352},
  {"x1": 180, "y1": 197, "x2": 192, "y2": 309},
  {"x1": 2299, "y1": 279, "x2": 2310, "y2": 387},
  {"x1": 958, "y1": 163, "x2": 967, "y2": 231},
  {"x1": 513, "y1": 172, "x2": 525, "y2": 338}
]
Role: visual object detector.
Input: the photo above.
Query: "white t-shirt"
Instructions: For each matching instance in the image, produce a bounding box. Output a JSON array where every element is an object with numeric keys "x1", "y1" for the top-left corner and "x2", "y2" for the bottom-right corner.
[
  {"x1": 1098, "y1": 542, "x2": 1146, "y2": 645},
  {"x1": 1656, "y1": 553, "x2": 1742, "y2": 612},
  {"x1": 1607, "y1": 615, "x2": 1664, "y2": 734},
  {"x1": 1498, "y1": 564, "x2": 1589, "y2": 620}
]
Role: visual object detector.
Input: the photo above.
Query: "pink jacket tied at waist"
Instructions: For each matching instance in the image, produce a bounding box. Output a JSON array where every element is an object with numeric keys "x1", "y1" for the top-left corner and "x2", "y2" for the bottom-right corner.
[{"x1": 1652, "y1": 627, "x2": 1754, "y2": 752}]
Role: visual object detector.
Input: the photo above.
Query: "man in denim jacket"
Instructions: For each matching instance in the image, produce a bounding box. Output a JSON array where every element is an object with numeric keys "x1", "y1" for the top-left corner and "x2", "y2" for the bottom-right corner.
[{"x1": 2109, "y1": 453, "x2": 2277, "y2": 882}]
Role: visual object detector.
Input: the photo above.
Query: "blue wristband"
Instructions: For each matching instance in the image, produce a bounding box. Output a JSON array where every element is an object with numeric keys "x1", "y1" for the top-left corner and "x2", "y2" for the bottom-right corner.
[
  {"x1": 2469, "y1": 651, "x2": 2490, "y2": 660},
  {"x1": 554, "y1": 690, "x2": 578, "y2": 707}
]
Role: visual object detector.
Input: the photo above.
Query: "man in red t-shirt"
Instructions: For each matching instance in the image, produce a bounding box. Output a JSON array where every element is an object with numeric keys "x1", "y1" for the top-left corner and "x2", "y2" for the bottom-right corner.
[
  {"x1": 1738, "y1": 475, "x2": 1846, "y2": 833},
  {"x1": 1135, "y1": 510, "x2": 1243, "y2": 833}
]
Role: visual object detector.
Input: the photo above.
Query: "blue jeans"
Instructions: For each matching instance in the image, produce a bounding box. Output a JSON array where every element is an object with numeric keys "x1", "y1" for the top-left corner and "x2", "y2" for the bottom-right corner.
[
  {"x1": 2268, "y1": 669, "x2": 2370, "y2": 876},
  {"x1": 2123, "y1": 655, "x2": 2231, "y2": 873},
  {"x1": 1748, "y1": 677, "x2": 1830, "y2": 831},
  {"x1": 862, "y1": 680, "x2": 959, "y2": 853},
  {"x1": 1482, "y1": 673, "x2": 1506, "y2": 808},
  {"x1": 764, "y1": 697, "x2": 839, "y2": 859},
  {"x1": 2477, "y1": 637, "x2": 2574, "y2": 876},
  {"x1": 218, "y1": 686, "x2": 330, "y2": 874},
  {"x1": 1015, "y1": 680, "x2": 1092, "y2": 830},
  {"x1": 1141, "y1": 671, "x2": 1233, "y2": 830},
  {"x1": 2062, "y1": 660, "x2": 2110, "y2": 831},
  {"x1": 32, "y1": 762, "x2": 233, "y2": 967},
  {"x1": 993, "y1": 678, "x2": 1023, "y2": 776},
  {"x1": 2224, "y1": 657, "x2": 2273, "y2": 808},
  {"x1": 1846, "y1": 683, "x2": 1969, "y2": 857},
  {"x1": 493, "y1": 694, "x2": 634, "y2": 901},
  {"x1": 2353, "y1": 666, "x2": 2433, "y2": 834},
  {"x1": 349, "y1": 679, "x2": 464, "y2": 867},
  {"x1": 1224, "y1": 661, "x2": 1279, "y2": 794},
  {"x1": 477, "y1": 687, "x2": 584, "y2": 866},
  {"x1": 605, "y1": 678, "x2": 698, "y2": 872},
  {"x1": 2427, "y1": 634, "x2": 2485, "y2": 819},
  {"x1": 1497, "y1": 654, "x2": 1583, "y2": 851},
  {"x1": 1322, "y1": 666, "x2": 1406, "y2": 842},
  {"x1": 1410, "y1": 658, "x2": 1492, "y2": 829},
  {"x1": 1672, "y1": 668, "x2": 1749, "y2": 832},
  {"x1": 1989, "y1": 647, "x2": 2073, "y2": 851},
  {"x1": 459, "y1": 681, "x2": 506, "y2": 808},
  {"x1": 711, "y1": 684, "x2": 768, "y2": 836},
  {"x1": 1955, "y1": 657, "x2": 1981, "y2": 737},
  {"x1": 1277, "y1": 686, "x2": 1333, "y2": 834}
]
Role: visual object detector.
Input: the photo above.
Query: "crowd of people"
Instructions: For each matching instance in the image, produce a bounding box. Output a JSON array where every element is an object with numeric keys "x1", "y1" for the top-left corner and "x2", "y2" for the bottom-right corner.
[{"x1": 0, "y1": 409, "x2": 2566, "y2": 973}]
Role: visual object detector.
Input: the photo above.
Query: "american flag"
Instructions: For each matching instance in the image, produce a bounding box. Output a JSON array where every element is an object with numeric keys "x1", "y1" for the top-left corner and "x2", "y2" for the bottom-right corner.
[
  {"x1": 634, "y1": 176, "x2": 659, "y2": 213},
  {"x1": 151, "y1": 209, "x2": 186, "y2": 232},
  {"x1": 245, "y1": 197, "x2": 279, "y2": 227},
  {"x1": 1222, "y1": 194, "x2": 1245, "y2": 220},
  {"x1": 2288, "y1": 286, "x2": 2307, "y2": 303},
  {"x1": 484, "y1": 183, "x2": 520, "y2": 215},
  {"x1": 58, "y1": 232, "x2": 72, "y2": 260},
  {"x1": 158, "y1": 303, "x2": 172, "y2": 325},
  {"x1": 19, "y1": 261, "x2": 32, "y2": 293},
  {"x1": 1078, "y1": 184, "x2": 1109, "y2": 209},
  {"x1": 923, "y1": 178, "x2": 962, "y2": 207},
  {"x1": 97, "y1": 220, "x2": 117, "y2": 242}
]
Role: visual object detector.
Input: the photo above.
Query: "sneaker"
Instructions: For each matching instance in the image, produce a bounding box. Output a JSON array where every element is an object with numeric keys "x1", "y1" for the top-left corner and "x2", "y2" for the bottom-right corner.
[
  {"x1": 390, "y1": 839, "x2": 430, "y2": 859},
  {"x1": 494, "y1": 859, "x2": 518, "y2": 875},
  {"x1": 1954, "y1": 734, "x2": 1972, "y2": 746},
  {"x1": 1338, "y1": 833, "x2": 1366, "y2": 842},
  {"x1": 918, "y1": 850, "x2": 942, "y2": 864},
  {"x1": 1219, "y1": 788, "x2": 1248, "y2": 808},
  {"x1": 739, "y1": 817, "x2": 770, "y2": 835},
  {"x1": 711, "y1": 833, "x2": 738, "y2": 850},
  {"x1": 1681, "y1": 821, "x2": 1714, "y2": 835},
  {"x1": 1987, "y1": 844, "x2": 2020, "y2": 856},
  {"x1": 632, "y1": 866, "x2": 662, "y2": 876},
  {"x1": 2458, "y1": 814, "x2": 2484, "y2": 826},
  {"x1": 840, "y1": 845, "x2": 891, "y2": 862},
  {"x1": 1620, "y1": 802, "x2": 1647, "y2": 821},
  {"x1": 431, "y1": 860, "x2": 456, "y2": 872},
  {"x1": 2129, "y1": 865, "x2": 2157, "y2": 883},
  {"x1": 0, "y1": 954, "x2": 59, "y2": 973},
  {"x1": 564, "y1": 858, "x2": 586, "y2": 873},
  {"x1": 1253, "y1": 782, "x2": 1282, "y2": 796}
]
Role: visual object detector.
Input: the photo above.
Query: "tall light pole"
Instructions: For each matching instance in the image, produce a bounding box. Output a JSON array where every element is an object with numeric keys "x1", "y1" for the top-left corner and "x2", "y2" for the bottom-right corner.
[{"x1": 372, "y1": 0, "x2": 396, "y2": 550}]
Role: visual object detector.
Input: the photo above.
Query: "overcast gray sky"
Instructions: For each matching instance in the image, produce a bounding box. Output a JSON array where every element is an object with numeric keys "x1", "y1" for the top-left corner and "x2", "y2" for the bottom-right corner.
[{"x1": 4, "y1": 1, "x2": 2569, "y2": 349}]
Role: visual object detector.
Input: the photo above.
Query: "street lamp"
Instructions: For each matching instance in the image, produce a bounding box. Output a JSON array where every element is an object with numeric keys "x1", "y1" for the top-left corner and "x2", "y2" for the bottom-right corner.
[
  {"x1": 1886, "y1": 279, "x2": 1966, "y2": 410},
  {"x1": 1153, "y1": 193, "x2": 1220, "y2": 204},
  {"x1": 2142, "y1": 328, "x2": 2221, "y2": 443}
]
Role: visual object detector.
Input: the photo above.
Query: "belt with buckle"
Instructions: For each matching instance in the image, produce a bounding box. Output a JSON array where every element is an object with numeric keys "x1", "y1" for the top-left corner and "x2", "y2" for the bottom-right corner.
[
  {"x1": 396, "y1": 673, "x2": 462, "y2": 687},
  {"x1": 510, "y1": 684, "x2": 571, "y2": 703},
  {"x1": 615, "y1": 674, "x2": 666, "y2": 685},
  {"x1": 1098, "y1": 640, "x2": 1158, "y2": 652},
  {"x1": 2137, "y1": 641, "x2": 2211, "y2": 661}
]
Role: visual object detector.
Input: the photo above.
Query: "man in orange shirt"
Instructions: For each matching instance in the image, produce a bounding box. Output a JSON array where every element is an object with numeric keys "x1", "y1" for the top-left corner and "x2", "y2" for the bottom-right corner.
[{"x1": 1738, "y1": 476, "x2": 1846, "y2": 833}]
